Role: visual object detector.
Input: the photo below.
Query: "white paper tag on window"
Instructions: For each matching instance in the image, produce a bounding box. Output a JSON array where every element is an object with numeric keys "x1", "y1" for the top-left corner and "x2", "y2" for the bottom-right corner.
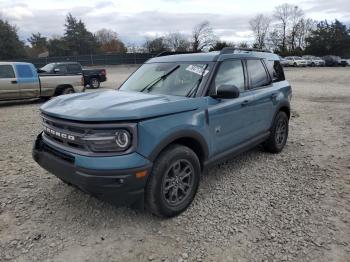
[{"x1": 186, "y1": 65, "x2": 209, "y2": 76}]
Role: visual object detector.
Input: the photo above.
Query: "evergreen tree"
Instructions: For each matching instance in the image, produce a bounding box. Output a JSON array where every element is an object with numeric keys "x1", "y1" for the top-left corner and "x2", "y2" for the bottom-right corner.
[
  {"x1": 64, "y1": 13, "x2": 98, "y2": 55},
  {"x1": 0, "y1": 19, "x2": 26, "y2": 59}
]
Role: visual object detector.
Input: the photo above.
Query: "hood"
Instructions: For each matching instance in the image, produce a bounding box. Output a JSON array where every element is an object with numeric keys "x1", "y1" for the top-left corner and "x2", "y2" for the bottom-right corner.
[{"x1": 41, "y1": 90, "x2": 205, "y2": 121}]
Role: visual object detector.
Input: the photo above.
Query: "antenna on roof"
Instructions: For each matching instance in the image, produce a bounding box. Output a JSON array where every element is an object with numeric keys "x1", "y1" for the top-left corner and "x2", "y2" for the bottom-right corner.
[{"x1": 220, "y1": 47, "x2": 272, "y2": 54}]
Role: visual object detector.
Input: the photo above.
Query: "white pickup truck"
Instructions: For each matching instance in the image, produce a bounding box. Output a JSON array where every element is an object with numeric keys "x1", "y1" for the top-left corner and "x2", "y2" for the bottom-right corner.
[{"x1": 0, "y1": 62, "x2": 84, "y2": 101}]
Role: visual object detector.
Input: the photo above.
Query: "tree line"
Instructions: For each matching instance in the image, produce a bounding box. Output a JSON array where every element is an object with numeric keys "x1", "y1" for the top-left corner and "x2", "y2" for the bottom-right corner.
[
  {"x1": 1, "y1": 5, "x2": 350, "y2": 60},
  {"x1": 249, "y1": 3, "x2": 350, "y2": 57}
]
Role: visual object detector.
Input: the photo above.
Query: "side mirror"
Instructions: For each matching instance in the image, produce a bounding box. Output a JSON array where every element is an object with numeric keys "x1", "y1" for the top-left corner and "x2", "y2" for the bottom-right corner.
[
  {"x1": 212, "y1": 85, "x2": 240, "y2": 99},
  {"x1": 53, "y1": 68, "x2": 60, "y2": 73}
]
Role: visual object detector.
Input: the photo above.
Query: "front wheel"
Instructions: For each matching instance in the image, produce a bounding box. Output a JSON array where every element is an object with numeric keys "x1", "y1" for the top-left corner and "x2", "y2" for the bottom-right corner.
[
  {"x1": 263, "y1": 111, "x2": 289, "y2": 153},
  {"x1": 145, "y1": 144, "x2": 201, "y2": 218}
]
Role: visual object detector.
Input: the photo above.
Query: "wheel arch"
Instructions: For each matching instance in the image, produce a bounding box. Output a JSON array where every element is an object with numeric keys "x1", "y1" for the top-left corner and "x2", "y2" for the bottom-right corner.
[
  {"x1": 54, "y1": 84, "x2": 74, "y2": 96},
  {"x1": 148, "y1": 130, "x2": 209, "y2": 170}
]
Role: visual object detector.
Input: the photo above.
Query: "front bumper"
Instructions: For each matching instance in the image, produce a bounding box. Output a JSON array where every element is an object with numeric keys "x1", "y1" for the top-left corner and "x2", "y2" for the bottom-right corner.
[{"x1": 32, "y1": 133, "x2": 152, "y2": 206}]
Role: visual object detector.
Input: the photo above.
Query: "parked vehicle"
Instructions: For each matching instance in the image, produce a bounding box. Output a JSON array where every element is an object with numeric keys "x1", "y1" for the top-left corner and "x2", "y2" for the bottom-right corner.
[
  {"x1": 323, "y1": 55, "x2": 342, "y2": 67},
  {"x1": 284, "y1": 56, "x2": 308, "y2": 67},
  {"x1": 279, "y1": 56, "x2": 290, "y2": 67},
  {"x1": 33, "y1": 48, "x2": 292, "y2": 217},
  {"x1": 340, "y1": 58, "x2": 349, "y2": 67},
  {"x1": 302, "y1": 55, "x2": 325, "y2": 67},
  {"x1": 0, "y1": 62, "x2": 84, "y2": 101},
  {"x1": 39, "y1": 62, "x2": 107, "y2": 88}
]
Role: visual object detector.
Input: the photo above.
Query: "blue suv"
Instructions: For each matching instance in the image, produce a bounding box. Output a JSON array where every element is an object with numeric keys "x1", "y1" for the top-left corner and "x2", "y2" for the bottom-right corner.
[{"x1": 33, "y1": 48, "x2": 292, "y2": 217}]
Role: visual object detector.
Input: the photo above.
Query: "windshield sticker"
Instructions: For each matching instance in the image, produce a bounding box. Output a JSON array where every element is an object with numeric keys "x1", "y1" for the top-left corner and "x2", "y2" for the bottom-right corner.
[{"x1": 186, "y1": 65, "x2": 209, "y2": 76}]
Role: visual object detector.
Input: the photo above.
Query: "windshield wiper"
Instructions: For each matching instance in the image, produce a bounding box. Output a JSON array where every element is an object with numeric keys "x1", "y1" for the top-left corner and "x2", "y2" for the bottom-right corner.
[
  {"x1": 140, "y1": 65, "x2": 180, "y2": 93},
  {"x1": 186, "y1": 64, "x2": 208, "y2": 97}
]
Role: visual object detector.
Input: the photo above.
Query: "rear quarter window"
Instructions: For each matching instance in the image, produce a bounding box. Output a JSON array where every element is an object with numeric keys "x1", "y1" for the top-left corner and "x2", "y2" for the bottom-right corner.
[
  {"x1": 16, "y1": 64, "x2": 35, "y2": 78},
  {"x1": 67, "y1": 64, "x2": 81, "y2": 73},
  {"x1": 266, "y1": 61, "x2": 285, "y2": 82}
]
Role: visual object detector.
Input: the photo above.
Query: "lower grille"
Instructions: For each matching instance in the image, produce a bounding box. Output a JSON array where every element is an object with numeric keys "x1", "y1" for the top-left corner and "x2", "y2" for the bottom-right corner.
[{"x1": 42, "y1": 142, "x2": 75, "y2": 164}]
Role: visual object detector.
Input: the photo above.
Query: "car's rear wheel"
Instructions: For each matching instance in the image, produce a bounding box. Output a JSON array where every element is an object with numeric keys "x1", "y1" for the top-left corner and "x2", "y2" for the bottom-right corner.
[
  {"x1": 263, "y1": 111, "x2": 289, "y2": 153},
  {"x1": 90, "y1": 78, "x2": 100, "y2": 89},
  {"x1": 145, "y1": 144, "x2": 201, "y2": 218},
  {"x1": 61, "y1": 87, "x2": 74, "y2": 95}
]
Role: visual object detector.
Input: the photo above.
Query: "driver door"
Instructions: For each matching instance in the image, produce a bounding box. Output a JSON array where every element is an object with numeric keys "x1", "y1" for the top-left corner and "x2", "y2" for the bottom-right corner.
[{"x1": 207, "y1": 59, "x2": 256, "y2": 156}]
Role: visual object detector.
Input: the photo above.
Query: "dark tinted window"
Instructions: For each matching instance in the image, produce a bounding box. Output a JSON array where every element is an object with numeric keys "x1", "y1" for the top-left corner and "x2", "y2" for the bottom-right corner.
[
  {"x1": 214, "y1": 60, "x2": 245, "y2": 92},
  {"x1": 0, "y1": 65, "x2": 15, "y2": 78},
  {"x1": 16, "y1": 64, "x2": 34, "y2": 78},
  {"x1": 266, "y1": 61, "x2": 285, "y2": 82},
  {"x1": 67, "y1": 64, "x2": 81, "y2": 73},
  {"x1": 55, "y1": 65, "x2": 67, "y2": 73},
  {"x1": 247, "y1": 59, "x2": 270, "y2": 88}
]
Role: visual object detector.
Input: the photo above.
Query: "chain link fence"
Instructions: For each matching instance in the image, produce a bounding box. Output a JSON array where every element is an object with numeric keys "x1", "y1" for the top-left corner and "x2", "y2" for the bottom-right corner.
[{"x1": 13, "y1": 52, "x2": 191, "y2": 68}]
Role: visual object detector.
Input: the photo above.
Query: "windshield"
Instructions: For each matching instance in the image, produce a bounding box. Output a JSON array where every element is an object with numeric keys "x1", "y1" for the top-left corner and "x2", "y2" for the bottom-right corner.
[
  {"x1": 40, "y1": 63, "x2": 56, "y2": 72},
  {"x1": 119, "y1": 62, "x2": 211, "y2": 97}
]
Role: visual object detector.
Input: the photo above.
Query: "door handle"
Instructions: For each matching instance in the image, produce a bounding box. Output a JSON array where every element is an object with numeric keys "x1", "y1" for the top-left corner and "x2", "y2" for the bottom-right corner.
[
  {"x1": 241, "y1": 100, "x2": 250, "y2": 107},
  {"x1": 11, "y1": 80, "x2": 17, "y2": 84}
]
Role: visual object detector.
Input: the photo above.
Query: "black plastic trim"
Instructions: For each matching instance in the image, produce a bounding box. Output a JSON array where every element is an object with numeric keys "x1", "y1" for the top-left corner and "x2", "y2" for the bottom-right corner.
[
  {"x1": 203, "y1": 131, "x2": 270, "y2": 170},
  {"x1": 148, "y1": 130, "x2": 209, "y2": 162}
]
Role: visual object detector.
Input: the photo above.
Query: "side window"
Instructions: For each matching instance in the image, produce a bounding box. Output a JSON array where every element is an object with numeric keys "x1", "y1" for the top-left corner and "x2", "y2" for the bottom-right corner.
[
  {"x1": 0, "y1": 65, "x2": 15, "y2": 78},
  {"x1": 16, "y1": 64, "x2": 34, "y2": 78},
  {"x1": 55, "y1": 65, "x2": 67, "y2": 73},
  {"x1": 246, "y1": 59, "x2": 270, "y2": 88},
  {"x1": 266, "y1": 61, "x2": 285, "y2": 82},
  {"x1": 214, "y1": 60, "x2": 245, "y2": 92},
  {"x1": 67, "y1": 64, "x2": 81, "y2": 73}
]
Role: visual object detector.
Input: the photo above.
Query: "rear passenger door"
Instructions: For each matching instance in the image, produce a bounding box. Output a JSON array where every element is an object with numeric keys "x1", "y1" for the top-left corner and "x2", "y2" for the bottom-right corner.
[
  {"x1": 15, "y1": 64, "x2": 40, "y2": 99},
  {"x1": 246, "y1": 59, "x2": 278, "y2": 134},
  {"x1": 0, "y1": 64, "x2": 19, "y2": 100}
]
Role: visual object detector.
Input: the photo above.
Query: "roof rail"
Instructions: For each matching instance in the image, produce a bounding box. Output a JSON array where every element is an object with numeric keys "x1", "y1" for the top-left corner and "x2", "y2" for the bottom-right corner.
[{"x1": 220, "y1": 47, "x2": 272, "y2": 55}]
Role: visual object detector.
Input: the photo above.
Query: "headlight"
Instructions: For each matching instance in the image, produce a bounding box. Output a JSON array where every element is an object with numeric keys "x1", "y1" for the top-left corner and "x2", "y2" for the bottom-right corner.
[
  {"x1": 83, "y1": 129, "x2": 132, "y2": 152},
  {"x1": 115, "y1": 130, "x2": 131, "y2": 148}
]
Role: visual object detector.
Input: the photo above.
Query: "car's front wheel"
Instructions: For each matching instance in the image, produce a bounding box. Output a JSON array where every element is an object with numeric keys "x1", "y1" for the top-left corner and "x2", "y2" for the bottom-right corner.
[
  {"x1": 263, "y1": 111, "x2": 289, "y2": 153},
  {"x1": 145, "y1": 144, "x2": 201, "y2": 218}
]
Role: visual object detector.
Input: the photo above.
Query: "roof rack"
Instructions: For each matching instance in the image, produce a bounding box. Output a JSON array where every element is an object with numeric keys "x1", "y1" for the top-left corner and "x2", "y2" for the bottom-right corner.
[{"x1": 220, "y1": 47, "x2": 272, "y2": 55}]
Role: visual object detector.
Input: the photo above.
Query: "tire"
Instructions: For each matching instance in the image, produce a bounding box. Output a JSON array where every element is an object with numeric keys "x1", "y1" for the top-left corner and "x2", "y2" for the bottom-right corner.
[
  {"x1": 145, "y1": 144, "x2": 201, "y2": 218},
  {"x1": 89, "y1": 78, "x2": 100, "y2": 89},
  {"x1": 293, "y1": 63, "x2": 298, "y2": 67},
  {"x1": 263, "y1": 111, "x2": 289, "y2": 153},
  {"x1": 61, "y1": 87, "x2": 74, "y2": 95}
]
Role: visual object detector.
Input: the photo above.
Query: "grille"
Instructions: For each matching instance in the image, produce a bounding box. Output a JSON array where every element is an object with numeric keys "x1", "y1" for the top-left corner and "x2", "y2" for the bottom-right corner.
[
  {"x1": 42, "y1": 142, "x2": 75, "y2": 164},
  {"x1": 41, "y1": 114, "x2": 137, "y2": 156},
  {"x1": 42, "y1": 115, "x2": 87, "y2": 151}
]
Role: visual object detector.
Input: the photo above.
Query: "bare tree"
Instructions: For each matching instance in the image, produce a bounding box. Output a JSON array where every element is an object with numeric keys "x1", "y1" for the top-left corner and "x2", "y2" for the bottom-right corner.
[
  {"x1": 289, "y1": 6, "x2": 304, "y2": 51},
  {"x1": 95, "y1": 29, "x2": 126, "y2": 53},
  {"x1": 144, "y1": 36, "x2": 169, "y2": 53},
  {"x1": 191, "y1": 21, "x2": 216, "y2": 52},
  {"x1": 295, "y1": 18, "x2": 315, "y2": 50},
  {"x1": 273, "y1": 3, "x2": 295, "y2": 51},
  {"x1": 164, "y1": 32, "x2": 190, "y2": 52},
  {"x1": 249, "y1": 14, "x2": 271, "y2": 49}
]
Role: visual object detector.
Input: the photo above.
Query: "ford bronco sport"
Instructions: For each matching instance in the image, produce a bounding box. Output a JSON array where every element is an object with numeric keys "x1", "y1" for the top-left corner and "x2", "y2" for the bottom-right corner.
[{"x1": 33, "y1": 48, "x2": 292, "y2": 217}]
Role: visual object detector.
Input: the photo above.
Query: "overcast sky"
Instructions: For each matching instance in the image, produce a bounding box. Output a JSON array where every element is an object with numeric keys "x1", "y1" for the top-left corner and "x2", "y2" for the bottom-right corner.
[{"x1": 1, "y1": 0, "x2": 349, "y2": 45}]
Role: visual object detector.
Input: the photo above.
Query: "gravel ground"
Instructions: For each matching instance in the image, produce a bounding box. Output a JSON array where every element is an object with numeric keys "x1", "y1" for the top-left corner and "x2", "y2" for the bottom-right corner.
[{"x1": 0, "y1": 67, "x2": 349, "y2": 262}]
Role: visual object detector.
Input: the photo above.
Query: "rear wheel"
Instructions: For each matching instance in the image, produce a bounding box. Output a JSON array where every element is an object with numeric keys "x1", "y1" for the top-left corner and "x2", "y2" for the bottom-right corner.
[
  {"x1": 145, "y1": 144, "x2": 201, "y2": 218},
  {"x1": 89, "y1": 78, "x2": 100, "y2": 89},
  {"x1": 263, "y1": 111, "x2": 289, "y2": 153},
  {"x1": 61, "y1": 87, "x2": 74, "y2": 95}
]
